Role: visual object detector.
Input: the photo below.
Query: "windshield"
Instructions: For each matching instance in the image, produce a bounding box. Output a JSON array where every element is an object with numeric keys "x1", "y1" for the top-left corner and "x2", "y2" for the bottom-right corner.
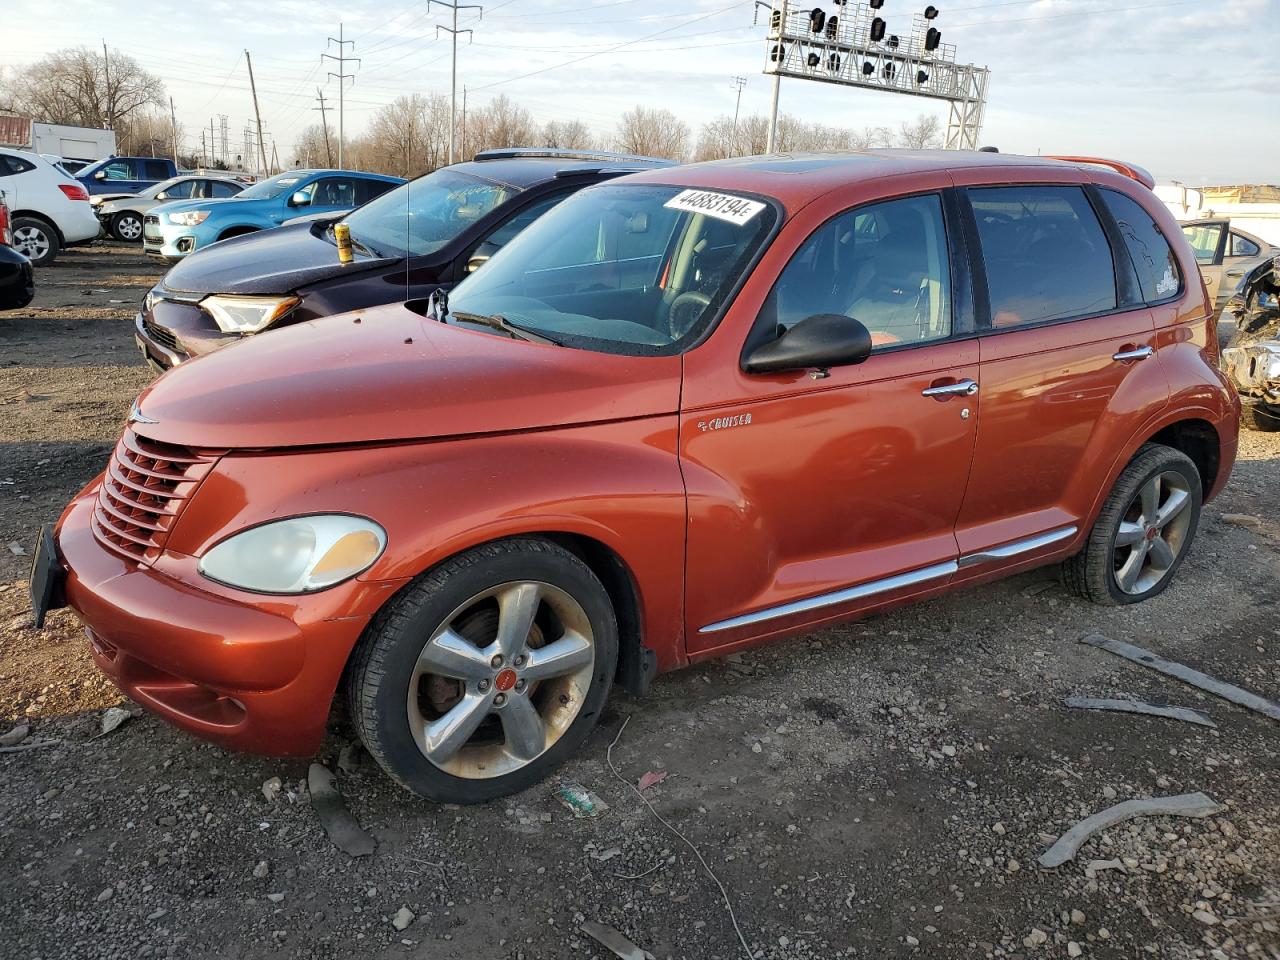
[
  {"x1": 445, "y1": 183, "x2": 777, "y2": 355},
  {"x1": 343, "y1": 168, "x2": 519, "y2": 259},
  {"x1": 237, "y1": 172, "x2": 306, "y2": 200}
]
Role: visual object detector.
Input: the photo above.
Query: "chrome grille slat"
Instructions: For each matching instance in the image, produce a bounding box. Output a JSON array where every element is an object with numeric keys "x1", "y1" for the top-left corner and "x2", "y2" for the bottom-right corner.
[{"x1": 91, "y1": 428, "x2": 221, "y2": 562}]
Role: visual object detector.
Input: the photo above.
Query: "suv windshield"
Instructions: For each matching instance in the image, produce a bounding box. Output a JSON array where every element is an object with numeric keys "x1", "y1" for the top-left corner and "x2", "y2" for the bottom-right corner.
[
  {"x1": 343, "y1": 168, "x2": 519, "y2": 259},
  {"x1": 237, "y1": 172, "x2": 306, "y2": 200},
  {"x1": 445, "y1": 183, "x2": 777, "y2": 355}
]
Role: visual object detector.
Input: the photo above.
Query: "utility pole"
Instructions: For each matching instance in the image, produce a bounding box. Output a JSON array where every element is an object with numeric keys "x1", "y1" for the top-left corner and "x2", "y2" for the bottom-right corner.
[
  {"x1": 753, "y1": 1, "x2": 782, "y2": 153},
  {"x1": 101, "y1": 40, "x2": 113, "y2": 130},
  {"x1": 461, "y1": 85, "x2": 468, "y2": 159},
  {"x1": 201, "y1": 130, "x2": 207, "y2": 166},
  {"x1": 244, "y1": 50, "x2": 270, "y2": 175},
  {"x1": 729, "y1": 75, "x2": 747, "y2": 158},
  {"x1": 314, "y1": 88, "x2": 334, "y2": 167},
  {"x1": 323, "y1": 23, "x2": 360, "y2": 169},
  {"x1": 209, "y1": 118, "x2": 216, "y2": 167},
  {"x1": 168, "y1": 96, "x2": 179, "y2": 164},
  {"x1": 429, "y1": 0, "x2": 483, "y2": 166}
]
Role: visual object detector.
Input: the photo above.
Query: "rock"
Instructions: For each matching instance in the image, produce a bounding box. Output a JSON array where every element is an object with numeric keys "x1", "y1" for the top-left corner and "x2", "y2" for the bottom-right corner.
[
  {"x1": 0, "y1": 724, "x2": 29, "y2": 747},
  {"x1": 1024, "y1": 928, "x2": 1048, "y2": 947},
  {"x1": 992, "y1": 822, "x2": 1006, "y2": 835},
  {"x1": 1101, "y1": 786, "x2": 1117, "y2": 800},
  {"x1": 266, "y1": 892, "x2": 285, "y2": 903},
  {"x1": 262, "y1": 777, "x2": 282, "y2": 802},
  {"x1": 392, "y1": 906, "x2": 415, "y2": 931},
  {"x1": 96, "y1": 887, "x2": 113, "y2": 902},
  {"x1": 941, "y1": 745, "x2": 956, "y2": 757},
  {"x1": 1006, "y1": 859, "x2": 1021, "y2": 874},
  {"x1": 751, "y1": 741, "x2": 762, "y2": 753},
  {"x1": 253, "y1": 860, "x2": 269, "y2": 879},
  {"x1": 905, "y1": 935, "x2": 920, "y2": 946},
  {"x1": 1192, "y1": 908, "x2": 1219, "y2": 926},
  {"x1": 147, "y1": 908, "x2": 167, "y2": 921},
  {"x1": 1067, "y1": 942, "x2": 1083, "y2": 957},
  {"x1": 1070, "y1": 909, "x2": 1086, "y2": 925}
]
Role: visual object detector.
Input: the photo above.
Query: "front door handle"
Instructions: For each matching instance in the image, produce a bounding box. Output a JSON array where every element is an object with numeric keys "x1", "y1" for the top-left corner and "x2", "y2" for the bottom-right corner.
[
  {"x1": 1112, "y1": 345, "x2": 1154, "y2": 362},
  {"x1": 922, "y1": 378, "x2": 979, "y2": 398}
]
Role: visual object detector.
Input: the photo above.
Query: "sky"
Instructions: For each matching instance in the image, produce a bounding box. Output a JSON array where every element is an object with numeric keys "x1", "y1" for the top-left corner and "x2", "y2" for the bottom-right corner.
[{"x1": 3, "y1": 0, "x2": 1277, "y2": 184}]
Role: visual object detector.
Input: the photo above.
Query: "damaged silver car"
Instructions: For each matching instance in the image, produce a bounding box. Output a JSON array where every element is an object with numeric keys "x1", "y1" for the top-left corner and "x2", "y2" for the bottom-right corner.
[{"x1": 1222, "y1": 253, "x2": 1280, "y2": 431}]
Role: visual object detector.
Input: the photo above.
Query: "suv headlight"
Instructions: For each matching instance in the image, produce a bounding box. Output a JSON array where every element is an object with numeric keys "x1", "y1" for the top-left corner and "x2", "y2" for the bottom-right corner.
[
  {"x1": 198, "y1": 515, "x2": 386, "y2": 594},
  {"x1": 169, "y1": 210, "x2": 210, "y2": 226},
  {"x1": 201, "y1": 294, "x2": 300, "y2": 334}
]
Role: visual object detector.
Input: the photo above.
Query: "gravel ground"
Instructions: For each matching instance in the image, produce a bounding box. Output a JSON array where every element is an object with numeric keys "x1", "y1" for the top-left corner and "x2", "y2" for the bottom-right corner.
[{"x1": 1, "y1": 243, "x2": 1277, "y2": 960}]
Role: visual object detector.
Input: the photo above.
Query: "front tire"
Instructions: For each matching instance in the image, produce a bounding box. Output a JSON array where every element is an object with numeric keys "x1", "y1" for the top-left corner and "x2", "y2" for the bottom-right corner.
[
  {"x1": 1064, "y1": 444, "x2": 1201, "y2": 606},
  {"x1": 111, "y1": 212, "x2": 144, "y2": 242},
  {"x1": 11, "y1": 217, "x2": 60, "y2": 266},
  {"x1": 347, "y1": 538, "x2": 618, "y2": 803}
]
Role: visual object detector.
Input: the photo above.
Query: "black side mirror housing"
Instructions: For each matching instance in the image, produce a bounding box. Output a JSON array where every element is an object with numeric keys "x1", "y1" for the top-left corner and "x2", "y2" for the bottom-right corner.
[
  {"x1": 467, "y1": 240, "x2": 500, "y2": 274},
  {"x1": 743, "y1": 313, "x2": 873, "y2": 374}
]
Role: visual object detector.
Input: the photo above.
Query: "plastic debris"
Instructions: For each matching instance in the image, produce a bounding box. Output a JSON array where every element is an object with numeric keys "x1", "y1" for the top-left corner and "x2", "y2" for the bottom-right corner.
[
  {"x1": 307, "y1": 763, "x2": 376, "y2": 857},
  {"x1": 1081, "y1": 634, "x2": 1280, "y2": 722},
  {"x1": 580, "y1": 921, "x2": 655, "y2": 960},
  {"x1": 555, "y1": 781, "x2": 609, "y2": 819},
  {"x1": 590, "y1": 846, "x2": 622, "y2": 862},
  {"x1": 1039, "y1": 792, "x2": 1223, "y2": 868},
  {"x1": 7, "y1": 541, "x2": 26, "y2": 557},
  {"x1": 1063, "y1": 696, "x2": 1216, "y2": 728},
  {"x1": 100, "y1": 707, "x2": 131, "y2": 736},
  {"x1": 637, "y1": 770, "x2": 668, "y2": 792}
]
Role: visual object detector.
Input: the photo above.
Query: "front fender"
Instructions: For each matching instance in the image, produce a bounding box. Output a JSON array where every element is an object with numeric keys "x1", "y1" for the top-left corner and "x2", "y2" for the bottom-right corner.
[{"x1": 166, "y1": 418, "x2": 688, "y2": 671}]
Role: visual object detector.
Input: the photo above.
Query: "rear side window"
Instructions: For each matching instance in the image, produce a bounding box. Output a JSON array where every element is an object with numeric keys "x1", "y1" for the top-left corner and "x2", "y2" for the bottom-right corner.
[
  {"x1": 765, "y1": 193, "x2": 952, "y2": 350},
  {"x1": 1099, "y1": 189, "x2": 1181, "y2": 302},
  {"x1": 210, "y1": 180, "x2": 241, "y2": 198},
  {"x1": 969, "y1": 186, "x2": 1116, "y2": 328},
  {"x1": 1230, "y1": 232, "x2": 1260, "y2": 258},
  {"x1": 356, "y1": 179, "x2": 398, "y2": 204},
  {"x1": 0, "y1": 154, "x2": 37, "y2": 175},
  {"x1": 145, "y1": 160, "x2": 172, "y2": 180}
]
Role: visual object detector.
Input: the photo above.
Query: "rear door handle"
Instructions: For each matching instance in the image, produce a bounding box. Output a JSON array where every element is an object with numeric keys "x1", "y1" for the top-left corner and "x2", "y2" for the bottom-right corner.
[
  {"x1": 1112, "y1": 345, "x2": 1154, "y2": 362},
  {"x1": 922, "y1": 378, "x2": 979, "y2": 398}
]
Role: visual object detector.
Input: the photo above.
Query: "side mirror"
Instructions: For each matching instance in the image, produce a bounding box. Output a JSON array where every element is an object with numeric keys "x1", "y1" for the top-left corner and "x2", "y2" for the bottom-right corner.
[
  {"x1": 289, "y1": 190, "x2": 310, "y2": 207},
  {"x1": 466, "y1": 240, "x2": 500, "y2": 274},
  {"x1": 743, "y1": 313, "x2": 873, "y2": 375},
  {"x1": 93, "y1": 170, "x2": 106, "y2": 180}
]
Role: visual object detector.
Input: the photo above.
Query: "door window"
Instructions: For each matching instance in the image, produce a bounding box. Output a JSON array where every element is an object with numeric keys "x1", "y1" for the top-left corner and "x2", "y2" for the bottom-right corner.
[
  {"x1": 1099, "y1": 189, "x2": 1181, "y2": 303},
  {"x1": 1229, "y1": 232, "x2": 1261, "y2": 258},
  {"x1": 1182, "y1": 223, "x2": 1225, "y2": 264},
  {"x1": 157, "y1": 180, "x2": 196, "y2": 201},
  {"x1": 210, "y1": 180, "x2": 241, "y2": 198},
  {"x1": 969, "y1": 186, "x2": 1116, "y2": 328},
  {"x1": 100, "y1": 160, "x2": 132, "y2": 181},
  {"x1": 762, "y1": 193, "x2": 952, "y2": 349},
  {"x1": 311, "y1": 177, "x2": 358, "y2": 208},
  {"x1": 355, "y1": 178, "x2": 397, "y2": 204},
  {"x1": 145, "y1": 160, "x2": 172, "y2": 180},
  {"x1": 482, "y1": 191, "x2": 570, "y2": 251}
]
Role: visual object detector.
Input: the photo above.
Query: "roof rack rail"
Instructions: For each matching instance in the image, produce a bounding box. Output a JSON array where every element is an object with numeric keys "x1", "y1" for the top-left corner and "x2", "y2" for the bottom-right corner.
[
  {"x1": 1046, "y1": 155, "x2": 1155, "y2": 190},
  {"x1": 473, "y1": 147, "x2": 669, "y2": 165}
]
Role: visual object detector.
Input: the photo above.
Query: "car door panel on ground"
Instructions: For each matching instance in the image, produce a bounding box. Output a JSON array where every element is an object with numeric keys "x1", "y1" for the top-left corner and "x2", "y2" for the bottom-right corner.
[
  {"x1": 951, "y1": 182, "x2": 1171, "y2": 565},
  {"x1": 682, "y1": 187, "x2": 980, "y2": 653}
]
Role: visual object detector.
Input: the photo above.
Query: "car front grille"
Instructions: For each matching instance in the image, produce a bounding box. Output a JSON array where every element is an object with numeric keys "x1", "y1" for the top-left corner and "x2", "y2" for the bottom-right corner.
[
  {"x1": 143, "y1": 318, "x2": 179, "y2": 352},
  {"x1": 91, "y1": 429, "x2": 222, "y2": 562}
]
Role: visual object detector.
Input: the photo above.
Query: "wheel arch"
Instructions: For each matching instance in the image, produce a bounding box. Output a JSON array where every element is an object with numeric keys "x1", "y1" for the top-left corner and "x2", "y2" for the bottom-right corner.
[
  {"x1": 11, "y1": 210, "x2": 65, "y2": 244},
  {"x1": 217, "y1": 224, "x2": 260, "y2": 241},
  {"x1": 1146, "y1": 418, "x2": 1221, "y2": 497}
]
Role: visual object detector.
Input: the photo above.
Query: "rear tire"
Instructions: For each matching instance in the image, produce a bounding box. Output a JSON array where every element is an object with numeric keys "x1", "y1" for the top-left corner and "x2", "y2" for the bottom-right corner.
[
  {"x1": 346, "y1": 538, "x2": 618, "y2": 803},
  {"x1": 11, "y1": 217, "x2": 60, "y2": 266},
  {"x1": 1064, "y1": 444, "x2": 1201, "y2": 606},
  {"x1": 111, "y1": 212, "x2": 144, "y2": 242}
]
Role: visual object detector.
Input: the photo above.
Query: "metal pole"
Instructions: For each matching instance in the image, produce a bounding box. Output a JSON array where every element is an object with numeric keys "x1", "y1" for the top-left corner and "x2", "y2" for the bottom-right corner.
[
  {"x1": 430, "y1": 1, "x2": 481, "y2": 167},
  {"x1": 730, "y1": 75, "x2": 746, "y2": 158},
  {"x1": 245, "y1": 50, "x2": 269, "y2": 174},
  {"x1": 101, "y1": 40, "x2": 112, "y2": 130},
  {"x1": 338, "y1": 23, "x2": 345, "y2": 167},
  {"x1": 168, "y1": 97, "x2": 179, "y2": 164},
  {"x1": 766, "y1": 73, "x2": 781, "y2": 153},
  {"x1": 315, "y1": 88, "x2": 334, "y2": 167},
  {"x1": 210, "y1": 118, "x2": 216, "y2": 166}
]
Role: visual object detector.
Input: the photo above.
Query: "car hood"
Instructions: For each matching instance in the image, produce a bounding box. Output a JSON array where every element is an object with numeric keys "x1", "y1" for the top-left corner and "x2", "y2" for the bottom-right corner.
[
  {"x1": 133, "y1": 301, "x2": 682, "y2": 449},
  {"x1": 161, "y1": 222, "x2": 393, "y2": 295},
  {"x1": 99, "y1": 197, "x2": 155, "y2": 215}
]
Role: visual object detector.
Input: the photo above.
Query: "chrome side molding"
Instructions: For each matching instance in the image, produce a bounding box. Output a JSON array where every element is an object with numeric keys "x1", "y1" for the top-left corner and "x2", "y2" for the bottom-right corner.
[
  {"x1": 699, "y1": 560, "x2": 957, "y2": 634},
  {"x1": 957, "y1": 525, "x2": 1078, "y2": 568}
]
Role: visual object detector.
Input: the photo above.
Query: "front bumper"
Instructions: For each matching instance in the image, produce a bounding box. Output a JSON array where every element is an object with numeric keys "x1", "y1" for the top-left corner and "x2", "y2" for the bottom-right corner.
[
  {"x1": 143, "y1": 217, "x2": 199, "y2": 261},
  {"x1": 0, "y1": 247, "x2": 34, "y2": 311},
  {"x1": 49, "y1": 486, "x2": 401, "y2": 756},
  {"x1": 136, "y1": 296, "x2": 243, "y2": 367}
]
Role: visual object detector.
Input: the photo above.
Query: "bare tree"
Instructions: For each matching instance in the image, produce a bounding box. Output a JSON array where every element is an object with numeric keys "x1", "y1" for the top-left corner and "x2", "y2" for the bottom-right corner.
[
  {"x1": 896, "y1": 113, "x2": 943, "y2": 149},
  {"x1": 542, "y1": 119, "x2": 595, "y2": 151},
  {"x1": 615, "y1": 106, "x2": 688, "y2": 161},
  {"x1": 466, "y1": 95, "x2": 538, "y2": 156},
  {"x1": 291, "y1": 124, "x2": 331, "y2": 168},
  {"x1": 1, "y1": 45, "x2": 163, "y2": 130}
]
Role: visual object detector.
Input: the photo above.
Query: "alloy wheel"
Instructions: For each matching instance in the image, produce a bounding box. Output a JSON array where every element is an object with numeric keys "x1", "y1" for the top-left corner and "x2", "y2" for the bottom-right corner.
[
  {"x1": 13, "y1": 226, "x2": 50, "y2": 261},
  {"x1": 406, "y1": 580, "x2": 596, "y2": 779},
  {"x1": 117, "y1": 215, "x2": 143, "y2": 241},
  {"x1": 1111, "y1": 470, "x2": 1193, "y2": 595}
]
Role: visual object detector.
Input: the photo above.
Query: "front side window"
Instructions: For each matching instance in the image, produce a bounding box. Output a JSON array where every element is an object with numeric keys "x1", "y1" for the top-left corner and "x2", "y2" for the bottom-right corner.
[
  {"x1": 1230, "y1": 232, "x2": 1261, "y2": 258},
  {"x1": 446, "y1": 183, "x2": 777, "y2": 355},
  {"x1": 210, "y1": 180, "x2": 241, "y2": 198},
  {"x1": 155, "y1": 179, "x2": 196, "y2": 201},
  {"x1": 101, "y1": 160, "x2": 132, "y2": 181},
  {"x1": 311, "y1": 177, "x2": 358, "y2": 208},
  {"x1": 1099, "y1": 189, "x2": 1181, "y2": 303},
  {"x1": 355, "y1": 178, "x2": 397, "y2": 204},
  {"x1": 760, "y1": 193, "x2": 952, "y2": 350},
  {"x1": 1182, "y1": 223, "x2": 1225, "y2": 264},
  {"x1": 970, "y1": 186, "x2": 1116, "y2": 328},
  {"x1": 342, "y1": 168, "x2": 519, "y2": 259}
]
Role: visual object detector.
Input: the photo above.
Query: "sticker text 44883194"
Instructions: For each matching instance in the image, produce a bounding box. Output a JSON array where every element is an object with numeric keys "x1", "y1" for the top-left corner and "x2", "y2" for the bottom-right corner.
[{"x1": 663, "y1": 189, "x2": 766, "y2": 226}]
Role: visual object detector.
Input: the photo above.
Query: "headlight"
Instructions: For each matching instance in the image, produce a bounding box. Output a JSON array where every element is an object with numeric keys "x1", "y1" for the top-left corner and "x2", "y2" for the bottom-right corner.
[
  {"x1": 198, "y1": 515, "x2": 386, "y2": 594},
  {"x1": 201, "y1": 294, "x2": 300, "y2": 334},
  {"x1": 169, "y1": 210, "x2": 210, "y2": 226}
]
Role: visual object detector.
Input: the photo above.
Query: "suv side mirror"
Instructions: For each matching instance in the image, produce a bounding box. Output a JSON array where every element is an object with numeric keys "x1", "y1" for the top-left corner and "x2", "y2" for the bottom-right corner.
[
  {"x1": 289, "y1": 190, "x2": 310, "y2": 207},
  {"x1": 93, "y1": 169, "x2": 106, "y2": 181},
  {"x1": 743, "y1": 313, "x2": 873, "y2": 374}
]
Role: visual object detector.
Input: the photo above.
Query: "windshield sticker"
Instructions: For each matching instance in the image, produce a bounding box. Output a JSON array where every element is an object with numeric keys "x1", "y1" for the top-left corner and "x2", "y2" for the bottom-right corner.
[{"x1": 664, "y1": 189, "x2": 766, "y2": 226}]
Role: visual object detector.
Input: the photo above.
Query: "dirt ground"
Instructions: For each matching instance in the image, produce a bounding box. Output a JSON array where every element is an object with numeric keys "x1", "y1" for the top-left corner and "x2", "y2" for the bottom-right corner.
[{"x1": 1, "y1": 243, "x2": 1278, "y2": 960}]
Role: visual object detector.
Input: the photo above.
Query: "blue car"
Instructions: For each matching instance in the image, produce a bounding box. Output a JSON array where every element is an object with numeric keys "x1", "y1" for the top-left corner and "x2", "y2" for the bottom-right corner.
[{"x1": 142, "y1": 168, "x2": 404, "y2": 262}]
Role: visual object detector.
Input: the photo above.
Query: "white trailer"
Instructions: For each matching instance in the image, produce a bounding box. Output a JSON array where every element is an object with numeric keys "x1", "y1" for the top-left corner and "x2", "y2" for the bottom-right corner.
[{"x1": 29, "y1": 123, "x2": 116, "y2": 163}]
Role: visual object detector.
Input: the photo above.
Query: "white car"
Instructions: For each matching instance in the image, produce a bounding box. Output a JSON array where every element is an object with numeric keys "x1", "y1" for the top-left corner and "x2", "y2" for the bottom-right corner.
[{"x1": 0, "y1": 149, "x2": 101, "y2": 265}]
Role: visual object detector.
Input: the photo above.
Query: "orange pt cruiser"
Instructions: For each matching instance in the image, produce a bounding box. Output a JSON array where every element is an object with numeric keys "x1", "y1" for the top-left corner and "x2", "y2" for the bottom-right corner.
[{"x1": 32, "y1": 152, "x2": 1238, "y2": 802}]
